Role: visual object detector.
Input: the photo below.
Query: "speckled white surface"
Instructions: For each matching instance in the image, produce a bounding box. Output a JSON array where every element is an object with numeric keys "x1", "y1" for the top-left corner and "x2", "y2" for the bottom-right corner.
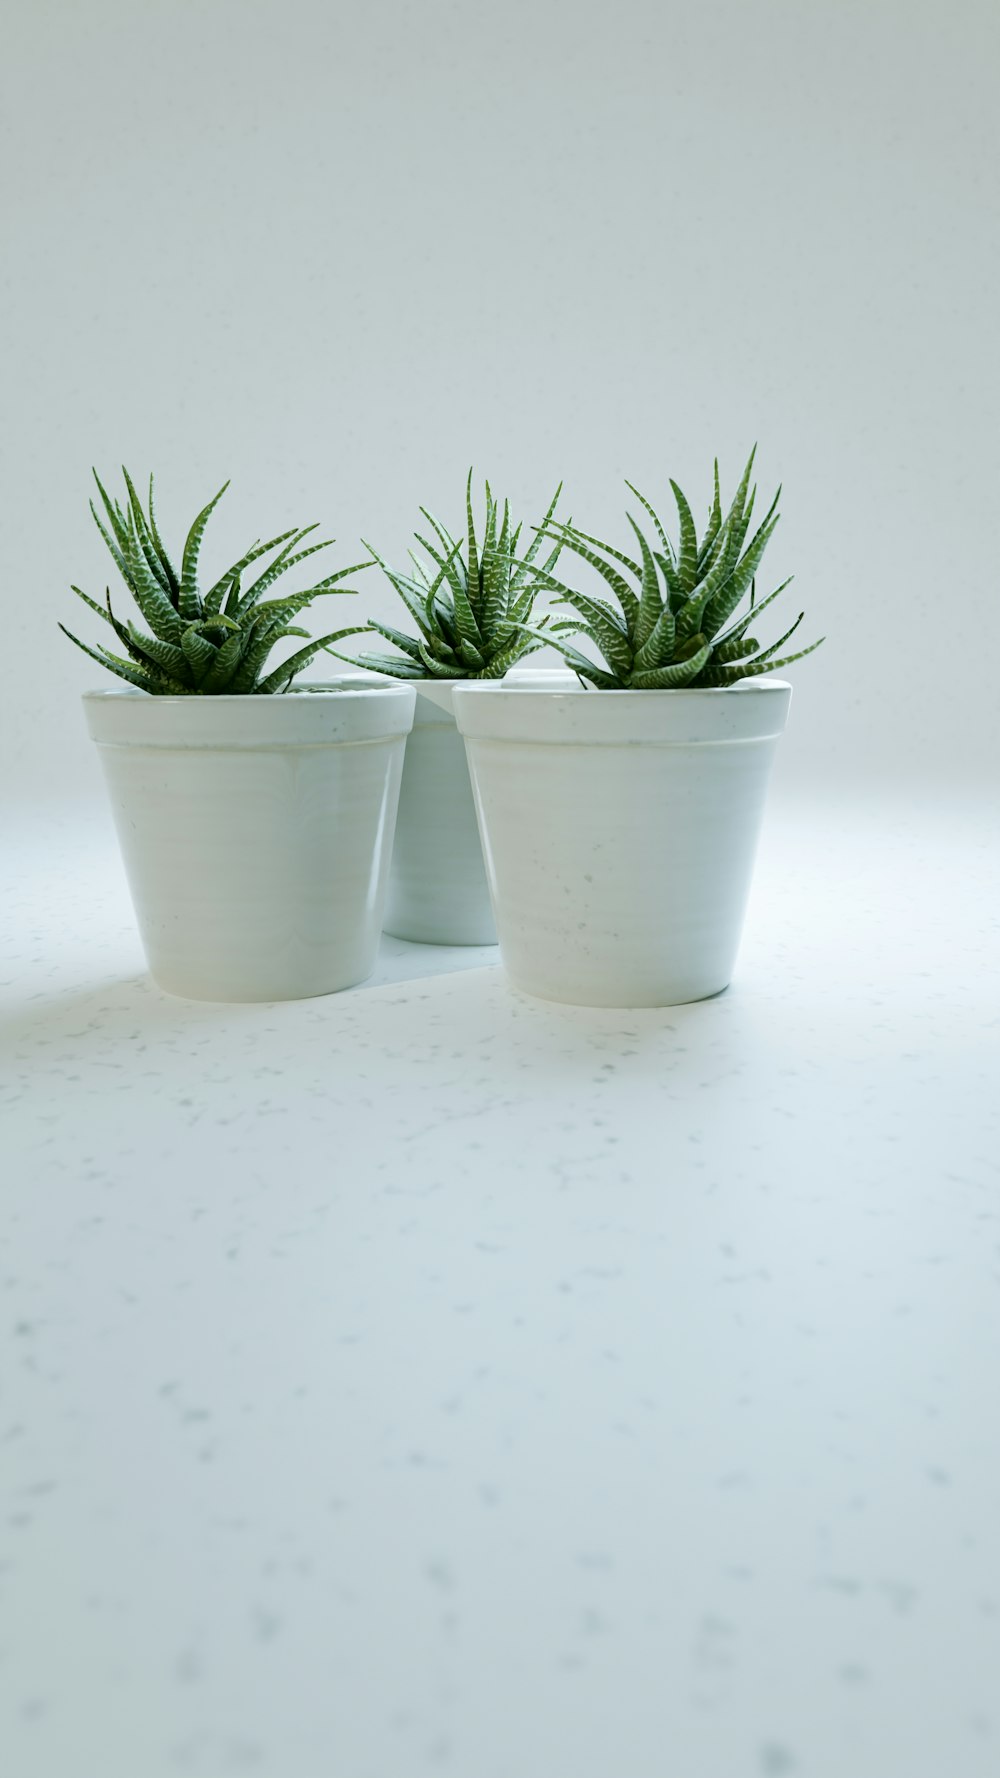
[{"x1": 2, "y1": 798, "x2": 998, "y2": 1778}]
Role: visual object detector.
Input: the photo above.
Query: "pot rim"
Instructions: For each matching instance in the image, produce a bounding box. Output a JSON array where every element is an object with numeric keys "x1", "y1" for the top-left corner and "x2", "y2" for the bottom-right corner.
[
  {"x1": 80, "y1": 684, "x2": 414, "y2": 703},
  {"x1": 452, "y1": 676, "x2": 792, "y2": 698},
  {"x1": 81, "y1": 682, "x2": 417, "y2": 748},
  {"x1": 452, "y1": 677, "x2": 793, "y2": 746}
]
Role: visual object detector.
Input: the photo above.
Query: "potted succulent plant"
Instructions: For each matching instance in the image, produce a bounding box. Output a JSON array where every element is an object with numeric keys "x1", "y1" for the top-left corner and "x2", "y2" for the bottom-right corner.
[
  {"x1": 63, "y1": 470, "x2": 415, "y2": 1001},
  {"x1": 334, "y1": 473, "x2": 565, "y2": 946},
  {"x1": 452, "y1": 451, "x2": 824, "y2": 1007}
]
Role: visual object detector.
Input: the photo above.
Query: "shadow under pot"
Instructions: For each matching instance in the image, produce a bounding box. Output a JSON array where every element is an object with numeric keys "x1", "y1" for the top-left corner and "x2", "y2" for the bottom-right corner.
[
  {"x1": 83, "y1": 685, "x2": 416, "y2": 1002},
  {"x1": 452, "y1": 678, "x2": 792, "y2": 1008}
]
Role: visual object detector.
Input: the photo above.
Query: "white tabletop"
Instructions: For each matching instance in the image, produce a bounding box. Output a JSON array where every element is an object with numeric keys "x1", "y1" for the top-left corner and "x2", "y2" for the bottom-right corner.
[{"x1": 2, "y1": 797, "x2": 997, "y2": 1778}]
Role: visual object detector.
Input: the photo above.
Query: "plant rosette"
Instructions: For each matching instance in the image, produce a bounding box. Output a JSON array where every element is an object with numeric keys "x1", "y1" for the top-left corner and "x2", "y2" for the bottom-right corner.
[
  {"x1": 452, "y1": 679, "x2": 792, "y2": 1008},
  {"x1": 83, "y1": 686, "x2": 416, "y2": 1002}
]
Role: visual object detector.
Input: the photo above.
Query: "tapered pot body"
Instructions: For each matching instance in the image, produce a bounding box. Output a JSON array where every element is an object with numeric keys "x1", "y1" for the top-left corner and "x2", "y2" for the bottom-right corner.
[
  {"x1": 83, "y1": 687, "x2": 415, "y2": 1001},
  {"x1": 452, "y1": 680, "x2": 792, "y2": 1008},
  {"x1": 382, "y1": 682, "x2": 496, "y2": 946}
]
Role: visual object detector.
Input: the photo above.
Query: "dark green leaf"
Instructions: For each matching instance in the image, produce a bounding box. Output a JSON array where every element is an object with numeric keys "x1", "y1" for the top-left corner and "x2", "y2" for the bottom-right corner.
[
  {"x1": 513, "y1": 625, "x2": 621, "y2": 688},
  {"x1": 630, "y1": 642, "x2": 711, "y2": 688},
  {"x1": 623, "y1": 481, "x2": 671, "y2": 556},
  {"x1": 626, "y1": 516, "x2": 662, "y2": 648},
  {"x1": 632, "y1": 604, "x2": 676, "y2": 672},
  {"x1": 125, "y1": 516, "x2": 185, "y2": 641},
  {"x1": 179, "y1": 481, "x2": 229, "y2": 620},
  {"x1": 181, "y1": 627, "x2": 218, "y2": 681},
  {"x1": 669, "y1": 479, "x2": 699, "y2": 592},
  {"x1": 465, "y1": 469, "x2": 481, "y2": 615},
  {"x1": 146, "y1": 474, "x2": 181, "y2": 597},
  {"x1": 511, "y1": 483, "x2": 563, "y2": 587}
]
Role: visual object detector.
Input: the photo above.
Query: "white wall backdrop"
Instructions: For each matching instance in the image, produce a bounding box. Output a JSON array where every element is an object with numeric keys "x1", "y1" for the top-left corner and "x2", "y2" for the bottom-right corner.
[{"x1": 2, "y1": 0, "x2": 997, "y2": 811}]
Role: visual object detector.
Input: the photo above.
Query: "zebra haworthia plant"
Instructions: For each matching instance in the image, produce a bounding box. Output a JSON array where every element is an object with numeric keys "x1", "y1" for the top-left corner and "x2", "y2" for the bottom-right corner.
[
  {"x1": 513, "y1": 449, "x2": 823, "y2": 689},
  {"x1": 337, "y1": 472, "x2": 568, "y2": 680},
  {"x1": 60, "y1": 471, "x2": 369, "y2": 695}
]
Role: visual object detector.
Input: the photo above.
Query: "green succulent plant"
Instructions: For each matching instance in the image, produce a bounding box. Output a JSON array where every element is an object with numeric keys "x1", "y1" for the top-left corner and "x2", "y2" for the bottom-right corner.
[
  {"x1": 60, "y1": 470, "x2": 369, "y2": 695},
  {"x1": 512, "y1": 449, "x2": 824, "y2": 689},
  {"x1": 334, "y1": 472, "x2": 567, "y2": 680}
]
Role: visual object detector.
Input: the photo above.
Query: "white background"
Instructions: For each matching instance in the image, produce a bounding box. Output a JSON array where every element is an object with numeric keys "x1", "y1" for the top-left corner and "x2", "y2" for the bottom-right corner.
[
  {"x1": 4, "y1": 10, "x2": 1000, "y2": 1775},
  {"x1": 2, "y1": 0, "x2": 998, "y2": 811}
]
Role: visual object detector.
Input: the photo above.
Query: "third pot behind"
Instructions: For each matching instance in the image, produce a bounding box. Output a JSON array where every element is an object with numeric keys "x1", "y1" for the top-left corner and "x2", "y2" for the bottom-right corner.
[{"x1": 383, "y1": 682, "x2": 496, "y2": 946}]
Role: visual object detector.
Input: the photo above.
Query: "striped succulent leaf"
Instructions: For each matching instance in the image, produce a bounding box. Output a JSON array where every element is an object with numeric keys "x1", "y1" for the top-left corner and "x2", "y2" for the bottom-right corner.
[
  {"x1": 60, "y1": 469, "x2": 370, "y2": 695},
  {"x1": 332, "y1": 471, "x2": 566, "y2": 681},
  {"x1": 509, "y1": 451, "x2": 823, "y2": 690}
]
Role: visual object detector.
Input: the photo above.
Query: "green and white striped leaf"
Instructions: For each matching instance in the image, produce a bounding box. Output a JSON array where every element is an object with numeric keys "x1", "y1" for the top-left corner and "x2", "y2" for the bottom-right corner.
[
  {"x1": 418, "y1": 507, "x2": 462, "y2": 562},
  {"x1": 630, "y1": 642, "x2": 711, "y2": 688},
  {"x1": 464, "y1": 469, "x2": 481, "y2": 616},
  {"x1": 552, "y1": 590, "x2": 632, "y2": 678},
  {"x1": 146, "y1": 474, "x2": 180, "y2": 597},
  {"x1": 480, "y1": 499, "x2": 511, "y2": 638},
  {"x1": 653, "y1": 549, "x2": 681, "y2": 601},
  {"x1": 510, "y1": 483, "x2": 563, "y2": 588},
  {"x1": 366, "y1": 621, "x2": 424, "y2": 662},
  {"x1": 91, "y1": 471, "x2": 131, "y2": 551},
  {"x1": 740, "y1": 611, "x2": 804, "y2": 665},
  {"x1": 254, "y1": 628, "x2": 371, "y2": 696},
  {"x1": 623, "y1": 482, "x2": 671, "y2": 556},
  {"x1": 126, "y1": 625, "x2": 191, "y2": 681},
  {"x1": 57, "y1": 624, "x2": 182, "y2": 694},
  {"x1": 543, "y1": 518, "x2": 640, "y2": 580},
  {"x1": 179, "y1": 481, "x2": 229, "y2": 620},
  {"x1": 513, "y1": 625, "x2": 621, "y2": 689},
  {"x1": 625, "y1": 516, "x2": 662, "y2": 649},
  {"x1": 537, "y1": 528, "x2": 636, "y2": 609},
  {"x1": 120, "y1": 468, "x2": 173, "y2": 600},
  {"x1": 89, "y1": 502, "x2": 134, "y2": 593},
  {"x1": 328, "y1": 649, "x2": 426, "y2": 679},
  {"x1": 415, "y1": 529, "x2": 467, "y2": 605},
  {"x1": 125, "y1": 517, "x2": 185, "y2": 642},
  {"x1": 715, "y1": 576, "x2": 794, "y2": 649},
  {"x1": 70, "y1": 585, "x2": 114, "y2": 626},
  {"x1": 632, "y1": 603, "x2": 676, "y2": 672},
  {"x1": 418, "y1": 641, "x2": 461, "y2": 677},
  {"x1": 477, "y1": 632, "x2": 542, "y2": 677},
  {"x1": 697, "y1": 460, "x2": 723, "y2": 571},
  {"x1": 181, "y1": 626, "x2": 218, "y2": 681},
  {"x1": 675, "y1": 578, "x2": 720, "y2": 643},
  {"x1": 234, "y1": 534, "x2": 332, "y2": 616},
  {"x1": 724, "y1": 447, "x2": 757, "y2": 537},
  {"x1": 714, "y1": 635, "x2": 759, "y2": 664},
  {"x1": 199, "y1": 630, "x2": 247, "y2": 691},
  {"x1": 451, "y1": 568, "x2": 484, "y2": 655},
  {"x1": 707, "y1": 636, "x2": 824, "y2": 684},
  {"x1": 702, "y1": 514, "x2": 779, "y2": 637},
  {"x1": 204, "y1": 530, "x2": 298, "y2": 611},
  {"x1": 669, "y1": 479, "x2": 699, "y2": 591}
]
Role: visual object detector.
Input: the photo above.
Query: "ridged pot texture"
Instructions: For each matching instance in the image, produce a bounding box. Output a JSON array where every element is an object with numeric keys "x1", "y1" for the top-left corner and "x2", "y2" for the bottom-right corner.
[{"x1": 84, "y1": 687, "x2": 415, "y2": 1002}]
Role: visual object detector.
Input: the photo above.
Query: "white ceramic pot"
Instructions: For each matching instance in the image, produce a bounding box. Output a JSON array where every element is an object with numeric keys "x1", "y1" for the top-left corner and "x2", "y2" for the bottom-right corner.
[
  {"x1": 382, "y1": 667, "x2": 578, "y2": 946},
  {"x1": 381, "y1": 681, "x2": 495, "y2": 946},
  {"x1": 83, "y1": 686, "x2": 416, "y2": 1002},
  {"x1": 452, "y1": 679, "x2": 792, "y2": 1007}
]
